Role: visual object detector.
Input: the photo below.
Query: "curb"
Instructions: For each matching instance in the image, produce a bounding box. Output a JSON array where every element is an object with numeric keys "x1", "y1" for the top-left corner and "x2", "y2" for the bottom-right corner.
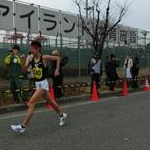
[
  {"x1": 0, "y1": 94, "x2": 89, "y2": 114},
  {"x1": 0, "y1": 88, "x2": 142, "y2": 115}
]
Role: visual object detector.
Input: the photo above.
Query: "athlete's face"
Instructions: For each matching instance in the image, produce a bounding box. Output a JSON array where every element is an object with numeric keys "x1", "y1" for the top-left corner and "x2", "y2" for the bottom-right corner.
[{"x1": 30, "y1": 46, "x2": 40, "y2": 56}]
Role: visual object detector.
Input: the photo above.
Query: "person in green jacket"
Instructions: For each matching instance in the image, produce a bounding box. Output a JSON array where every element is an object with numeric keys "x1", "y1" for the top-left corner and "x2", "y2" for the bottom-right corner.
[{"x1": 4, "y1": 45, "x2": 26, "y2": 104}]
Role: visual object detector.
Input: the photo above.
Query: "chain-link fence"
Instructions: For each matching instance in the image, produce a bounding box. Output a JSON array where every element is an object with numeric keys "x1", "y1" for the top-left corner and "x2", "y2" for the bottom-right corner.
[
  {"x1": 0, "y1": 35, "x2": 150, "y2": 78},
  {"x1": 0, "y1": 0, "x2": 150, "y2": 79}
]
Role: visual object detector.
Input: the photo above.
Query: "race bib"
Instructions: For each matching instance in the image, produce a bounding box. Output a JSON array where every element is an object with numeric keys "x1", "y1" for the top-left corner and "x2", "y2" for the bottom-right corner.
[{"x1": 32, "y1": 68, "x2": 43, "y2": 79}]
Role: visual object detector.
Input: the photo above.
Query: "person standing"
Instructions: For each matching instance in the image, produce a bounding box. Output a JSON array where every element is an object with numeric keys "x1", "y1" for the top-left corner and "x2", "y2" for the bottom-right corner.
[
  {"x1": 89, "y1": 53, "x2": 102, "y2": 94},
  {"x1": 105, "y1": 55, "x2": 111, "y2": 86},
  {"x1": 4, "y1": 45, "x2": 26, "y2": 104},
  {"x1": 131, "y1": 56, "x2": 140, "y2": 88},
  {"x1": 124, "y1": 55, "x2": 133, "y2": 79},
  {"x1": 50, "y1": 50, "x2": 68, "y2": 99},
  {"x1": 11, "y1": 41, "x2": 67, "y2": 133},
  {"x1": 107, "y1": 54, "x2": 119, "y2": 91}
]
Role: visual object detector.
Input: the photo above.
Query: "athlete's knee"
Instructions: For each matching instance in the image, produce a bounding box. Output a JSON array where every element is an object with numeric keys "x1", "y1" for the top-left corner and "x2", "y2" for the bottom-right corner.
[{"x1": 28, "y1": 101, "x2": 36, "y2": 109}]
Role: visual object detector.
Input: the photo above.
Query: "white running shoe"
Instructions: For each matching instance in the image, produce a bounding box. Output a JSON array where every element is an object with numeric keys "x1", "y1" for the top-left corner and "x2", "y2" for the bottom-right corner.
[
  {"x1": 11, "y1": 124, "x2": 25, "y2": 133},
  {"x1": 59, "y1": 113, "x2": 67, "y2": 126}
]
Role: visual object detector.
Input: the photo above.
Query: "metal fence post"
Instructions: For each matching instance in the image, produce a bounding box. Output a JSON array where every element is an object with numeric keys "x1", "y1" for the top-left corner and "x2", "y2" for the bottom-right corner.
[{"x1": 77, "y1": 15, "x2": 81, "y2": 77}]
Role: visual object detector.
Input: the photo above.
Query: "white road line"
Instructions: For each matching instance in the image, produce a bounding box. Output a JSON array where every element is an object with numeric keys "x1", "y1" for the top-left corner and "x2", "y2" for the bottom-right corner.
[{"x1": 0, "y1": 96, "x2": 118, "y2": 120}]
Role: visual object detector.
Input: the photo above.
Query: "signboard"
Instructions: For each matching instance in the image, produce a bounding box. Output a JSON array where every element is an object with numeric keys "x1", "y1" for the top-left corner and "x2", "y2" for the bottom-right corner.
[
  {"x1": 0, "y1": 0, "x2": 138, "y2": 46},
  {"x1": 61, "y1": 13, "x2": 77, "y2": 38},
  {"x1": 109, "y1": 28, "x2": 117, "y2": 42},
  {"x1": 0, "y1": 0, "x2": 13, "y2": 30},
  {"x1": 15, "y1": 2, "x2": 38, "y2": 33},
  {"x1": 130, "y1": 29, "x2": 137, "y2": 43},
  {"x1": 40, "y1": 8, "x2": 60, "y2": 36}
]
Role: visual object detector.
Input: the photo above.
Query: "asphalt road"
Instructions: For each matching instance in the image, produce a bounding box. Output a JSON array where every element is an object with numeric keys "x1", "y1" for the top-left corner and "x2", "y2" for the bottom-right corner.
[{"x1": 1, "y1": 91, "x2": 150, "y2": 150}]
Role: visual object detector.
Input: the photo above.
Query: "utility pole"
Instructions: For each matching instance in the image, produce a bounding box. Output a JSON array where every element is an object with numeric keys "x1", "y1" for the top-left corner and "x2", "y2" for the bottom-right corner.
[
  {"x1": 142, "y1": 30, "x2": 149, "y2": 75},
  {"x1": 142, "y1": 31, "x2": 147, "y2": 48},
  {"x1": 85, "y1": 0, "x2": 88, "y2": 48},
  {"x1": 86, "y1": 0, "x2": 88, "y2": 18}
]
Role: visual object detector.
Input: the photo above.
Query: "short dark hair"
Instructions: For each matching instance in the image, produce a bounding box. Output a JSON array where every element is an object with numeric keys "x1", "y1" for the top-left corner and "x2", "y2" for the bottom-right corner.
[
  {"x1": 93, "y1": 52, "x2": 100, "y2": 59},
  {"x1": 12, "y1": 45, "x2": 20, "y2": 51},
  {"x1": 110, "y1": 54, "x2": 115, "y2": 59},
  {"x1": 31, "y1": 40, "x2": 41, "y2": 48}
]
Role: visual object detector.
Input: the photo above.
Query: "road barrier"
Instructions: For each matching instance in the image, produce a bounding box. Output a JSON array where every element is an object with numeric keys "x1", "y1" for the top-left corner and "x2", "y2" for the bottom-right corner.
[{"x1": 0, "y1": 76, "x2": 148, "y2": 95}]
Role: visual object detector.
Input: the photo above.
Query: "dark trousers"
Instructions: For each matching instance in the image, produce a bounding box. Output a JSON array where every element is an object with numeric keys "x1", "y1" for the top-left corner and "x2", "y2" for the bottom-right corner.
[
  {"x1": 90, "y1": 74, "x2": 100, "y2": 94},
  {"x1": 10, "y1": 77, "x2": 25, "y2": 103},
  {"x1": 108, "y1": 77, "x2": 115, "y2": 91},
  {"x1": 52, "y1": 74, "x2": 64, "y2": 98},
  {"x1": 132, "y1": 75, "x2": 138, "y2": 88}
]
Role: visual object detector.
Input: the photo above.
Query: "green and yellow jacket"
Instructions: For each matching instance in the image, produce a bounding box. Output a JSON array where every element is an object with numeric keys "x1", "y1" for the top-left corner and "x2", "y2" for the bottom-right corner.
[{"x1": 4, "y1": 54, "x2": 24, "y2": 78}]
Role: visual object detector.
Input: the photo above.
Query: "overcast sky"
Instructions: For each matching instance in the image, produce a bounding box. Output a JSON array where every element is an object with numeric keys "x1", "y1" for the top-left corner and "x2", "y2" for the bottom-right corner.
[{"x1": 21, "y1": 0, "x2": 150, "y2": 31}]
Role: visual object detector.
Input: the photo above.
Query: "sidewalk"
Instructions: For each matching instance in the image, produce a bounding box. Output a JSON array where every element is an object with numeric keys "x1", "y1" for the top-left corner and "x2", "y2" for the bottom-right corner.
[
  {"x1": 0, "y1": 86, "x2": 142, "y2": 115},
  {"x1": 0, "y1": 76, "x2": 91, "y2": 107}
]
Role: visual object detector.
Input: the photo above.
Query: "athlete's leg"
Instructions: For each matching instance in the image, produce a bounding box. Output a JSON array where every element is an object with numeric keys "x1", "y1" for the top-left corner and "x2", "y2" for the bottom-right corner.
[
  {"x1": 44, "y1": 91, "x2": 62, "y2": 116},
  {"x1": 21, "y1": 88, "x2": 45, "y2": 127},
  {"x1": 44, "y1": 91, "x2": 67, "y2": 126}
]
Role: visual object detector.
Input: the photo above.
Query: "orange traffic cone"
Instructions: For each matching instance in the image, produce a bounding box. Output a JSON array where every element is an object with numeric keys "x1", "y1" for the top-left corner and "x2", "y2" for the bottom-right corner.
[
  {"x1": 49, "y1": 86, "x2": 56, "y2": 101},
  {"x1": 143, "y1": 77, "x2": 150, "y2": 91},
  {"x1": 121, "y1": 79, "x2": 129, "y2": 96},
  {"x1": 90, "y1": 81, "x2": 100, "y2": 101},
  {"x1": 45, "y1": 86, "x2": 56, "y2": 110}
]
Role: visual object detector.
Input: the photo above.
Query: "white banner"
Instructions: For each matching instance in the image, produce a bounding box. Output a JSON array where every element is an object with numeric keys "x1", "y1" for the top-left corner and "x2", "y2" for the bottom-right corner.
[
  {"x1": 0, "y1": 0, "x2": 13, "y2": 31},
  {"x1": 61, "y1": 13, "x2": 78, "y2": 38},
  {"x1": 129, "y1": 29, "x2": 137, "y2": 44},
  {"x1": 15, "y1": 2, "x2": 38, "y2": 33},
  {"x1": 0, "y1": 0, "x2": 138, "y2": 45},
  {"x1": 40, "y1": 8, "x2": 60, "y2": 36}
]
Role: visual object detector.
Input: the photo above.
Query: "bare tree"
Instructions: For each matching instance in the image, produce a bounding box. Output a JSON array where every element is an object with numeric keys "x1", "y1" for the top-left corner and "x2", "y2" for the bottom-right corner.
[{"x1": 74, "y1": 0, "x2": 129, "y2": 57}]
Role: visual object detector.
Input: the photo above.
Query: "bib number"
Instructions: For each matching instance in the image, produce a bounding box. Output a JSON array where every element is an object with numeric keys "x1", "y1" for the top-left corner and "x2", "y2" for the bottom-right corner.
[{"x1": 32, "y1": 68, "x2": 42, "y2": 79}]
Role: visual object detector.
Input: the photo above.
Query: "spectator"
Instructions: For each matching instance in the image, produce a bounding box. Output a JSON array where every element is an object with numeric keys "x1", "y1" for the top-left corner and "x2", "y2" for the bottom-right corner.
[
  {"x1": 124, "y1": 55, "x2": 133, "y2": 79},
  {"x1": 105, "y1": 55, "x2": 111, "y2": 86},
  {"x1": 88, "y1": 52, "x2": 102, "y2": 94},
  {"x1": 4, "y1": 45, "x2": 26, "y2": 104},
  {"x1": 131, "y1": 56, "x2": 140, "y2": 88},
  {"x1": 50, "y1": 50, "x2": 68, "y2": 99},
  {"x1": 106, "y1": 54, "x2": 119, "y2": 91}
]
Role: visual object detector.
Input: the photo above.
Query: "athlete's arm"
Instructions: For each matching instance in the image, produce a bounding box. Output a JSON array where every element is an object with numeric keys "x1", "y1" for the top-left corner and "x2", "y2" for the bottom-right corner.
[
  {"x1": 43, "y1": 55, "x2": 60, "y2": 76},
  {"x1": 23, "y1": 54, "x2": 33, "y2": 73}
]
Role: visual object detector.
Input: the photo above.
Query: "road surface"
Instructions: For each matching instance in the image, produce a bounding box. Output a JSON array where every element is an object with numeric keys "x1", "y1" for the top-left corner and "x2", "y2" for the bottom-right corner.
[{"x1": 0, "y1": 91, "x2": 150, "y2": 150}]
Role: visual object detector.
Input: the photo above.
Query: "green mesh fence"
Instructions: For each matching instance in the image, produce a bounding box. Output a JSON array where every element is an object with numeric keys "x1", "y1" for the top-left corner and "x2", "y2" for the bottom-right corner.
[{"x1": 0, "y1": 42, "x2": 149, "y2": 77}]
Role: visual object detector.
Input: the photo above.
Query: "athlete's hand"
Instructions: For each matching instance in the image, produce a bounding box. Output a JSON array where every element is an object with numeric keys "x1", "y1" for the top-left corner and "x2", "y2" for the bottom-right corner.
[
  {"x1": 54, "y1": 68, "x2": 59, "y2": 76},
  {"x1": 26, "y1": 54, "x2": 33, "y2": 62},
  {"x1": 25, "y1": 54, "x2": 33, "y2": 69}
]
